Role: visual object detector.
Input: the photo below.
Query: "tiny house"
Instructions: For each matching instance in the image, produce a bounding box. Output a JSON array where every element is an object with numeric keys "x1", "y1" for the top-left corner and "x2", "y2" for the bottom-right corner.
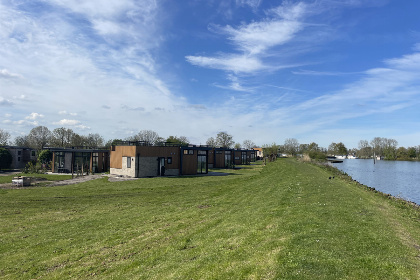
[
  {"x1": 110, "y1": 141, "x2": 212, "y2": 178},
  {"x1": 50, "y1": 147, "x2": 109, "y2": 174}
]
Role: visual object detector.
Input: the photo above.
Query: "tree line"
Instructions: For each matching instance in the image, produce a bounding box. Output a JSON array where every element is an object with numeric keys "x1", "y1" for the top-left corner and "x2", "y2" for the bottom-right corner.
[
  {"x1": 2, "y1": 127, "x2": 418, "y2": 161},
  {"x1": 261, "y1": 137, "x2": 420, "y2": 162},
  {"x1": 0, "y1": 127, "x2": 256, "y2": 151}
]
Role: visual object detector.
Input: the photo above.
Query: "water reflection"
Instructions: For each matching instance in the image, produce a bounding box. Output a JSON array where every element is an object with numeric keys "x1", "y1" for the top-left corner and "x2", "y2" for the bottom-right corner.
[{"x1": 332, "y1": 159, "x2": 420, "y2": 205}]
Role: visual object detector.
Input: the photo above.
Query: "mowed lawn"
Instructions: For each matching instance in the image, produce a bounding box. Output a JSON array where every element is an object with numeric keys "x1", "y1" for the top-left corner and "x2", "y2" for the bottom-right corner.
[{"x1": 1, "y1": 159, "x2": 419, "y2": 279}]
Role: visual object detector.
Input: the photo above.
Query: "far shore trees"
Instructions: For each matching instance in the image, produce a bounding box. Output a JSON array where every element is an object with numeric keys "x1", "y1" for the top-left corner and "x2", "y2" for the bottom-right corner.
[
  {"x1": 357, "y1": 140, "x2": 372, "y2": 158},
  {"x1": 328, "y1": 142, "x2": 347, "y2": 156}
]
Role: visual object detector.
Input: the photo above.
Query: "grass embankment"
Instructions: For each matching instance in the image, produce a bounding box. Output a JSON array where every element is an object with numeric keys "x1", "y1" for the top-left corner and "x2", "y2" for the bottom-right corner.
[{"x1": 0, "y1": 159, "x2": 419, "y2": 279}]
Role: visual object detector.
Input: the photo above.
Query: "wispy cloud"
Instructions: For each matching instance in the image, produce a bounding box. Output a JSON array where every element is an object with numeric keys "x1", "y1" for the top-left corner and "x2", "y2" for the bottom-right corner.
[
  {"x1": 186, "y1": 2, "x2": 308, "y2": 74},
  {"x1": 186, "y1": 54, "x2": 266, "y2": 73},
  {"x1": 292, "y1": 69, "x2": 363, "y2": 76}
]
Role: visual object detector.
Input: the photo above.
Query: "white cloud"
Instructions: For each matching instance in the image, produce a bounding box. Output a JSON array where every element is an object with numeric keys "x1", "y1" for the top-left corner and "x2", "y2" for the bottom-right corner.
[
  {"x1": 54, "y1": 119, "x2": 81, "y2": 126},
  {"x1": 25, "y1": 113, "x2": 44, "y2": 120},
  {"x1": 13, "y1": 120, "x2": 38, "y2": 126},
  {"x1": 52, "y1": 119, "x2": 91, "y2": 130},
  {"x1": 219, "y1": 16, "x2": 303, "y2": 55},
  {"x1": 187, "y1": 2, "x2": 307, "y2": 74},
  {"x1": 186, "y1": 54, "x2": 266, "y2": 73}
]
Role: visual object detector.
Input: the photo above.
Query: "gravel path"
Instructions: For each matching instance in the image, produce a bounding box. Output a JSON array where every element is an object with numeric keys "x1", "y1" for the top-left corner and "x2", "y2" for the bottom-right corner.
[{"x1": 47, "y1": 175, "x2": 106, "y2": 186}]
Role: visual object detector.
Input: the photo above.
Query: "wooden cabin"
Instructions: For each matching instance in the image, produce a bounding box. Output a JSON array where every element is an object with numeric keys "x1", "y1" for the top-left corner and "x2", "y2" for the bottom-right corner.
[
  {"x1": 110, "y1": 141, "x2": 211, "y2": 177},
  {"x1": 50, "y1": 147, "x2": 109, "y2": 174}
]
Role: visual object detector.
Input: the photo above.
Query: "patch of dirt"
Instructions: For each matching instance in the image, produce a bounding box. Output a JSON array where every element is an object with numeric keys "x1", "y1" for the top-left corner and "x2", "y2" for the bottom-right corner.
[{"x1": 47, "y1": 175, "x2": 105, "y2": 186}]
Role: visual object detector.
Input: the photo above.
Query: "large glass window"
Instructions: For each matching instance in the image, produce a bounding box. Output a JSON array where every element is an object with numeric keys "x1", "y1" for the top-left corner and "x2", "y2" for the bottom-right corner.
[
  {"x1": 92, "y1": 153, "x2": 99, "y2": 173},
  {"x1": 197, "y1": 155, "x2": 207, "y2": 174},
  {"x1": 241, "y1": 152, "x2": 247, "y2": 165},
  {"x1": 74, "y1": 152, "x2": 91, "y2": 173},
  {"x1": 54, "y1": 152, "x2": 66, "y2": 173},
  {"x1": 224, "y1": 151, "x2": 232, "y2": 168}
]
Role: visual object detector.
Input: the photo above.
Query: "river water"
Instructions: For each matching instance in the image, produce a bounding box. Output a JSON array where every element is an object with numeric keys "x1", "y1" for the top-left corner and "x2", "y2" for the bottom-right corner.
[{"x1": 332, "y1": 159, "x2": 420, "y2": 205}]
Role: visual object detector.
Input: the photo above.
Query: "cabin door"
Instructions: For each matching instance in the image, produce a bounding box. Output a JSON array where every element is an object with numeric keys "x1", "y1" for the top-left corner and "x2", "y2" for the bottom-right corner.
[{"x1": 158, "y1": 157, "x2": 165, "y2": 176}]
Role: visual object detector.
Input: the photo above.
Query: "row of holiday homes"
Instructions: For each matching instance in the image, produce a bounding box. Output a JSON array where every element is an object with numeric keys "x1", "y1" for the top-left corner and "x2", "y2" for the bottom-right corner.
[{"x1": 1, "y1": 142, "x2": 264, "y2": 178}]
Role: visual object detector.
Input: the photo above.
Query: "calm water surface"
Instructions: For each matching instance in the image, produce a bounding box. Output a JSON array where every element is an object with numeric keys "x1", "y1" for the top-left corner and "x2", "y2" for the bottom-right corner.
[{"x1": 332, "y1": 159, "x2": 420, "y2": 205}]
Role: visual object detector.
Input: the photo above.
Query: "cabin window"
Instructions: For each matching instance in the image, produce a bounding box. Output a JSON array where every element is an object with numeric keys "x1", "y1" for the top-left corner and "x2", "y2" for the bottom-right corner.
[
  {"x1": 31, "y1": 151, "x2": 36, "y2": 157},
  {"x1": 198, "y1": 150, "x2": 207, "y2": 155},
  {"x1": 18, "y1": 157, "x2": 21, "y2": 162},
  {"x1": 127, "y1": 157, "x2": 131, "y2": 168},
  {"x1": 183, "y1": 150, "x2": 194, "y2": 155},
  {"x1": 167, "y1": 157, "x2": 172, "y2": 164},
  {"x1": 18, "y1": 150, "x2": 22, "y2": 155}
]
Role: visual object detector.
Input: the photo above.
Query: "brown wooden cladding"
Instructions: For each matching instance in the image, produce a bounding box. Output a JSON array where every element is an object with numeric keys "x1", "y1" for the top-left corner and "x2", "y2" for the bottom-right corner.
[
  {"x1": 214, "y1": 151, "x2": 226, "y2": 168},
  {"x1": 110, "y1": 146, "x2": 136, "y2": 169},
  {"x1": 182, "y1": 152, "x2": 197, "y2": 175},
  {"x1": 208, "y1": 150, "x2": 214, "y2": 165}
]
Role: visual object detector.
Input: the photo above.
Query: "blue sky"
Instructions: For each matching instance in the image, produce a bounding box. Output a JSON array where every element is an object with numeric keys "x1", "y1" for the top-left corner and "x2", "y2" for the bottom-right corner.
[{"x1": 1, "y1": 0, "x2": 420, "y2": 149}]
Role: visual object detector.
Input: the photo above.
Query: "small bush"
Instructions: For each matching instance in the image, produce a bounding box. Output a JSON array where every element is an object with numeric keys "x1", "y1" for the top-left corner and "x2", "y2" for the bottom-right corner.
[
  {"x1": 309, "y1": 151, "x2": 327, "y2": 160},
  {"x1": 22, "y1": 161, "x2": 49, "y2": 174}
]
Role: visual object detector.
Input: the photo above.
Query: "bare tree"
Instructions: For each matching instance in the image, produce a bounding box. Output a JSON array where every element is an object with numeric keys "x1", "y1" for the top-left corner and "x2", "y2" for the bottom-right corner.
[
  {"x1": 262, "y1": 143, "x2": 278, "y2": 161},
  {"x1": 242, "y1": 139, "x2": 256, "y2": 149},
  {"x1": 283, "y1": 138, "x2": 299, "y2": 156},
  {"x1": 206, "y1": 137, "x2": 217, "y2": 147},
  {"x1": 85, "y1": 133, "x2": 105, "y2": 147},
  {"x1": 0, "y1": 129, "x2": 10, "y2": 145},
  {"x1": 131, "y1": 130, "x2": 161, "y2": 145},
  {"x1": 14, "y1": 135, "x2": 30, "y2": 147}
]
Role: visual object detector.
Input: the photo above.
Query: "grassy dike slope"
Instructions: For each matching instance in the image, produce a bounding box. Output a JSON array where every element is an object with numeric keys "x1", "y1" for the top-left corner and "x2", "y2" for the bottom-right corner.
[{"x1": 1, "y1": 159, "x2": 419, "y2": 279}]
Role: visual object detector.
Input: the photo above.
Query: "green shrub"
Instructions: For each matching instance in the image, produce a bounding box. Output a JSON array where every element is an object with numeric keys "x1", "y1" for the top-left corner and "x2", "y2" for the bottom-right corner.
[
  {"x1": 308, "y1": 150, "x2": 326, "y2": 160},
  {"x1": 37, "y1": 149, "x2": 52, "y2": 164}
]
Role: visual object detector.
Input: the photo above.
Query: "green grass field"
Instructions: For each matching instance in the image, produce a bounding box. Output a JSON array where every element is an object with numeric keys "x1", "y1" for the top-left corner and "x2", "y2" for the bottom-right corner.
[{"x1": 1, "y1": 159, "x2": 419, "y2": 279}]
